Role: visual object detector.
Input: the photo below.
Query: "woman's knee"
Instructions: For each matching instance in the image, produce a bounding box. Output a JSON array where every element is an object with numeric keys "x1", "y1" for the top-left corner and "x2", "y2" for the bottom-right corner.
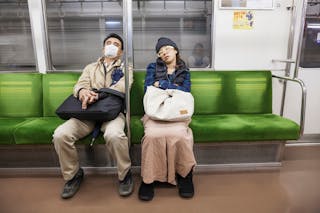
[{"x1": 143, "y1": 129, "x2": 163, "y2": 139}]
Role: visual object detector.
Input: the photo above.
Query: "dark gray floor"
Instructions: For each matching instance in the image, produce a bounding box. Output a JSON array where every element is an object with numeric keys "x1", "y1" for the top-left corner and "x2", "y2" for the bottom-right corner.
[{"x1": 1, "y1": 145, "x2": 320, "y2": 213}]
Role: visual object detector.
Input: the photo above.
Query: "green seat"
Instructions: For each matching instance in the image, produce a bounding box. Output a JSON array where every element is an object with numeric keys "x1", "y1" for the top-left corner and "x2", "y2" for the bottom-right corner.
[
  {"x1": 0, "y1": 73, "x2": 42, "y2": 144},
  {"x1": 130, "y1": 70, "x2": 300, "y2": 144},
  {"x1": 191, "y1": 114, "x2": 299, "y2": 142},
  {"x1": 13, "y1": 117, "x2": 105, "y2": 145},
  {"x1": 14, "y1": 117, "x2": 65, "y2": 144},
  {"x1": 0, "y1": 71, "x2": 300, "y2": 145},
  {"x1": 12, "y1": 72, "x2": 80, "y2": 145},
  {"x1": 0, "y1": 73, "x2": 42, "y2": 117},
  {"x1": 130, "y1": 72, "x2": 145, "y2": 144},
  {"x1": 0, "y1": 118, "x2": 30, "y2": 144},
  {"x1": 191, "y1": 71, "x2": 272, "y2": 114},
  {"x1": 14, "y1": 72, "x2": 105, "y2": 145}
]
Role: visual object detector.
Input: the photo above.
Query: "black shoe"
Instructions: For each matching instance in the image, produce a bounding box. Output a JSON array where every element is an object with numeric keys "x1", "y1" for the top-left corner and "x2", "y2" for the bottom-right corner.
[
  {"x1": 119, "y1": 170, "x2": 134, "y2": 197},
  {"x1": 138, "y1": 181, "x2": 154, "y2": 201},
  {"x1": 61, "y1": 168, "x2": 84, "y2": 199},
  {"x1": 177, "y1": 171, "x2": 194, "y2": 198}
]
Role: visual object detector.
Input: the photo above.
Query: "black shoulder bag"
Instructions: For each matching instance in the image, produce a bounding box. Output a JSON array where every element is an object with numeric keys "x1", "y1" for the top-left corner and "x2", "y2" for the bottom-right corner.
[{"x1": 55, "y1": 88, "x2": 125, "y2": 122}]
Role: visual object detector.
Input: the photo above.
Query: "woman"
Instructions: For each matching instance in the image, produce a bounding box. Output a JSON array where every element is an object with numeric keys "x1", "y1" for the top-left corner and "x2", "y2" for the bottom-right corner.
[
  {"x1": 187, "y1": 43, "x2": 210, "y2": 68},
  {"x1": 138, "y1": 37, "x2": 196, "y2": 201}
]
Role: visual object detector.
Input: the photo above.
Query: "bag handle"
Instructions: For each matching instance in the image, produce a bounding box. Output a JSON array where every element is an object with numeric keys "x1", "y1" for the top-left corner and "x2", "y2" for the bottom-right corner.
[{"x1": 97, "y1": 88, "x2": 125, "y2": 100}]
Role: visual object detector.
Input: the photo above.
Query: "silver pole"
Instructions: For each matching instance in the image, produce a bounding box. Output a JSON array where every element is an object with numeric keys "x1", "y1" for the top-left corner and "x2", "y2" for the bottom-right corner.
[
  {"x1": 123, "y1": 0, "x2": 133, "y2": 144},
  {"x1": 293, "y1": 0, "x2": 308, "y2": 78},
  {"x1": 280, "y1": 80, "x2": 287, "y2": 116},
  {"x1": 41, "y1": 0, "x2": 53, "y2": 71},
  {"x1": 285, "y1": 1, "x2": 296, "y2": 77},
  {"x1": 211, "y1": 0, "x2": 216, "y2": 70},
  {"x1": 28, "y1": 0, "x2": 51, "y2": 73},
  {"x1": 280, "y1": 1, "x2": 297, "y2": 116}
]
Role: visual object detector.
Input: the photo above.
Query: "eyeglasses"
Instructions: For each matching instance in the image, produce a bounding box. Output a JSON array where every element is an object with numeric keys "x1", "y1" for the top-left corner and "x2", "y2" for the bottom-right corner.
[{"x1": 157, "y1": 46, "x2": 175, "y2": 57}]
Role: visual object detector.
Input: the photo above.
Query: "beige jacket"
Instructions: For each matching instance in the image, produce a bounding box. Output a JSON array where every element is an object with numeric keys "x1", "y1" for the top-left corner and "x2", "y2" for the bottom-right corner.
[{"x1": 73, "y1": 57, "x2": 133, "y2": 97}]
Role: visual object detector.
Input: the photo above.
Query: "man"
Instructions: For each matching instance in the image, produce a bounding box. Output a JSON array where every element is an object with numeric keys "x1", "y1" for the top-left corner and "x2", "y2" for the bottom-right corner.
[{"x1": 53, "y1": 33, "x2": 133, "y2": 199}]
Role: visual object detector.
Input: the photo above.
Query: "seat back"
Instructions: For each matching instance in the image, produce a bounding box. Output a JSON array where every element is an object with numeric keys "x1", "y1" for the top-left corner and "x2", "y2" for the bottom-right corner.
[
  {"x1": 130, "y1": 71, "x2": 146, "y2": 116},
  {"x1": 192, "y1": 71, "x2": 272, "y2": 114},
  {"x1": 0, "y1": 73, "x2": 42, "y2": 117},
  {"x1": 130, "y1": 70, "x2": 272, "y2": 116},
  {"x1": 42, "y1": 72, "x2": 80, "y2": 117}
]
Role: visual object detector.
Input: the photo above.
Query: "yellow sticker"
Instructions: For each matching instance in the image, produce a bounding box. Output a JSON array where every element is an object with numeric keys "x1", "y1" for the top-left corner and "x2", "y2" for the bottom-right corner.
[{"x1": 180, "y1": 110, "x2": 188, "y2": 115}]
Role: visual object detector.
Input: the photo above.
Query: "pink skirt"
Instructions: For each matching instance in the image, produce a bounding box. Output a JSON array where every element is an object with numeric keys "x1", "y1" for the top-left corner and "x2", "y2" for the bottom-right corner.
[{"x1": 141, "y1": 115, "x2": 196, "y2": 185}]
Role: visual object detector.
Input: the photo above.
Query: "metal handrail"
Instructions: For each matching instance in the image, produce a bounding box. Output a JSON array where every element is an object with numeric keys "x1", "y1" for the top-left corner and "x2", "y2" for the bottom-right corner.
[
  {"x1": 271, "y1": 59, "x2": 295, "y2": 64},
  {"x1": 271, "y1": 59, "x2": 296, "y2": 116},
  {"x1": 272, "y1": 74, "x2": 307, "y2": 136},
  {"x1": 123, "y1": 0, "x2": 133, "y2": 145},
  {"x1": 293, "y1": 0, "x2": 308, "y2": 78}
]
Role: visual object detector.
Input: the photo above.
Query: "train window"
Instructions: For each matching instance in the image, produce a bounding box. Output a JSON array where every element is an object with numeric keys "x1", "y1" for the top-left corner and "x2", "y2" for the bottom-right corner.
[
  {"x1": 132, "y1": 0, "x2": 212, "y2": 69},
  {"x1": 46, "y1": 0, "x2": 123, "y2": 70},
  {"x1": 45, "y1": 0, "x2": 212, "y2": 70},
  {"x1": 0, "y1": 0, "x2": 36, "y2": 72},
  {"x1": 300, "y1": 1, "x2": 320, "y2": 68}
]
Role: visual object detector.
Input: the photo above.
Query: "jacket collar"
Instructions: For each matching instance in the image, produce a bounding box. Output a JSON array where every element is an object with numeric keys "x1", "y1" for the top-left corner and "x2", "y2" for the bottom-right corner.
[
  {"x1": 97, "y1": 57, "x2": 122, "y2": 71},
  {"x1": 156, "y1": 58, "x2": 188, "y2": 76}
]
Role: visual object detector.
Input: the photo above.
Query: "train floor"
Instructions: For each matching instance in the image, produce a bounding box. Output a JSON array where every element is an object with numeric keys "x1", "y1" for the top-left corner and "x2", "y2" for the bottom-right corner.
[{"x1": 1, "y1": 145, "x2": 320, "y2": 213}]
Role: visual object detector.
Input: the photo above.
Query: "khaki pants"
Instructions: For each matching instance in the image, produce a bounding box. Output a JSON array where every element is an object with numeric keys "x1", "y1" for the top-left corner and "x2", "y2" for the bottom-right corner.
[{"x1": 52, "y1": 113, "x2": 131, "y2": 181}]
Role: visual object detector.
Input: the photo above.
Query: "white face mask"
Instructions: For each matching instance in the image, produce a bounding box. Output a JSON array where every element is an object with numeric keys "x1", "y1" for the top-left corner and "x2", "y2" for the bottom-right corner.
[{"x1": 104, "y1": 44, "x2": 119, "y2": 58}]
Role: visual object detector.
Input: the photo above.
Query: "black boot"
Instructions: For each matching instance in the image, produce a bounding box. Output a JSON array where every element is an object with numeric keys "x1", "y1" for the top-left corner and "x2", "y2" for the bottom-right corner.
[
  {"x1": 61, "y1": 168, "x2": 84, "y2": 199},
  {"x1": 138, "y1": 181, "x2": 154, "y2": 201},
  {"x1": 177, "y1": 170, "x2": 194, "y2": 198}
]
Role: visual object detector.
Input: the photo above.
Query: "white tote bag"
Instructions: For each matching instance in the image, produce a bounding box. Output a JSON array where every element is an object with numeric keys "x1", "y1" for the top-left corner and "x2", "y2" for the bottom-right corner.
[{"x1": 143, "y1": 86, "x2": 194, "y2": 121}]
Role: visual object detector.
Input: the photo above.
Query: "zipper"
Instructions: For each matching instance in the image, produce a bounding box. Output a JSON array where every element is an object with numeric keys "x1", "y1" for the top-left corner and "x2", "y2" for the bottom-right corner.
[{"x1": 102, "y1": 63, "x2": 107, "y2": 87}]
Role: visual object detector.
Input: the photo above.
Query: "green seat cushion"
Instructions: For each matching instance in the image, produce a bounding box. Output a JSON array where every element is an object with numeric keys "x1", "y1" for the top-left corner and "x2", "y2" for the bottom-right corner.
[
  {"x1": 190, "y1": 114, "x2": 300, "y2": 142},
  {"x1": 0, "y1": 118, "x2": 30, "y2": 144},
  {"x1": 14, "y1": 117, "x2": 105, "y2": 145},
  {"x1": 0, "y1": 73, "x2": 42, "y2": 117},
  {"x1": 14, "y1": 117, "x2": 65, "y2": 144},
  {"x1": 129, "y1": 114, "x2": 299, "y2": 144},
  {"x1": 130, "y1": 115, "x2": 144, "y2": 144},
  {"x1": 42, "y1": 72, "x2": 80, "y2": 117}
]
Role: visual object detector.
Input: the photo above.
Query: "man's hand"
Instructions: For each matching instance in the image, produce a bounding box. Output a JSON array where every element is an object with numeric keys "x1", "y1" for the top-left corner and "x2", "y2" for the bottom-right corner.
[{"x1": 79, "y1": 89, "x2": 98, "y2": 109}]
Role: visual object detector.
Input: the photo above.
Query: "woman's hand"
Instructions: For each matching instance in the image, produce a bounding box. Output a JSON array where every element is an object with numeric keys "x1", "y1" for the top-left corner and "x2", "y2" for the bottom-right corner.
[{"x1": 153, "y1": 81, "x2": 159, "y2": 87}]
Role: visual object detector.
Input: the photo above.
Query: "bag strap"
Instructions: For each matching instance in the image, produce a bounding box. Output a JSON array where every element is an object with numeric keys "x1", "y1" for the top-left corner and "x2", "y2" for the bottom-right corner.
[{"x1": 98, "y1": 88, "x2": 125, "y2": 99}]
